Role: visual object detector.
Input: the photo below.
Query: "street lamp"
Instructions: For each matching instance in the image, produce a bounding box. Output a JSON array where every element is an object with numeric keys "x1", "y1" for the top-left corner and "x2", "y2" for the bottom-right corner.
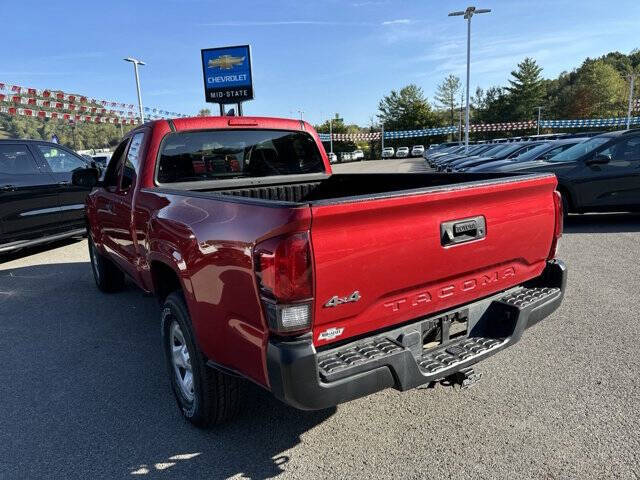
[
  {"x1": 535, "y1": 106, "x2": 544, "y2": 135},
  {"x1": 449, "y1": 6, "x2": 491, "y2": 152},
  {"x1": 124, "y1": 57, "x2": 146, "y2": 124},
  {"x1": 626, "y1": 73, "x2": 636, "y2": 130}
]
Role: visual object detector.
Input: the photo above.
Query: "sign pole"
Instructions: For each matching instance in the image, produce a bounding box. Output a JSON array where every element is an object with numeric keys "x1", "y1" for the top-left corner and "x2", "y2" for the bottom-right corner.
[
  {"x1": 237, "y1": 103, "x2": 243, "y2": 116},
  {"x1": 219, "y1": 104, "x2": 224, "y2": 116}
]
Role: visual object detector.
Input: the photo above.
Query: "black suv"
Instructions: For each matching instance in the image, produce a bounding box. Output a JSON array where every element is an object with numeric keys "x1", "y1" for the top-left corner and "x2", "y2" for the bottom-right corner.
[
  {"x1": 0, "y1": 139, "x2": 97, "y2": 254},
  {"x1": 484, "y1": 129, "x2": 640, "y2": 215}
]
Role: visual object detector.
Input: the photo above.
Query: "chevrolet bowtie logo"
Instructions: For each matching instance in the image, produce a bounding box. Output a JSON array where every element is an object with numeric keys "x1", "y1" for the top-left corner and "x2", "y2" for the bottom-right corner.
[{"x1": 208, "y1": 55, "x2": 245, "y2": 70}]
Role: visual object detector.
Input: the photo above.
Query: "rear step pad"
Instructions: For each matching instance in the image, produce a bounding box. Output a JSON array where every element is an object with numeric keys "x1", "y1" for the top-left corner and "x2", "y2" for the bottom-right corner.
[
  {"x1": 499, "y1": 287, "x2": 560, "y2": 308},
  {"x1": 417, "y1": 337, "x2": 506, "y2": 375},
  {"x1": 317, "y1": 286, "x2": 559, "y2": 383}
]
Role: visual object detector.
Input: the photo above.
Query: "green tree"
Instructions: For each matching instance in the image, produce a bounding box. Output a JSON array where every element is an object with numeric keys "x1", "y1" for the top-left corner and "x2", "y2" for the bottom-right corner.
[
  {"x1": 434, "y1": 74, "x2": 461, "y2": 126},
  {"x1": 569, "y1": 60, "x2": 626, "y2": 118},
  {"x1": 377, "y1": 84, "x2": 440, "y2": 131},
  {"x1": 314, "y1": 113, "x2": 358, "y2": 153},
  {"x1": 505, "y1": 57, "x2": 545, "y2": 120}
]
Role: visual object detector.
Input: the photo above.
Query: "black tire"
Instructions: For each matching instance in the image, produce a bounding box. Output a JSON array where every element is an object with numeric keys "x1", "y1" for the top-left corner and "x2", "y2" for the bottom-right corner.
[
  {"x1": 88, "y1": 235, "x2": 124, "y2": 293},
  {"x1": 161, "y1": 291, "x2": 240, "y2": 427}
]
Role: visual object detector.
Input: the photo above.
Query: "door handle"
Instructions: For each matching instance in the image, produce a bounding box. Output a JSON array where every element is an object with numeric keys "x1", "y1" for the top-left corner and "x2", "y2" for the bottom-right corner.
[
  {"x1": 0, "y1": 184, "x2": 15, "y2": 192},
  {"x1": 441, "y1": 216, "x2": 487, "y2": 247}
]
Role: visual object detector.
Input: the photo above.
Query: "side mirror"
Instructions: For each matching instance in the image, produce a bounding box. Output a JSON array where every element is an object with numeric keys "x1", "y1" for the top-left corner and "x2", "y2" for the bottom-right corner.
[
  {"x1": 586, "y1": 153, "x2": 611, "y2": 166},
  {"x1": 72, "y1": 167, "x2": 100, "y2": 188}
]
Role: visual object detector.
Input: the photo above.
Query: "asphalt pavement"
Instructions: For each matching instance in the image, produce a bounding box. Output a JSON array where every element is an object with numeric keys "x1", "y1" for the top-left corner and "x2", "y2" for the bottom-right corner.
[{"x1": 1, "y1": 158, "x2": 639, "y2": 479}]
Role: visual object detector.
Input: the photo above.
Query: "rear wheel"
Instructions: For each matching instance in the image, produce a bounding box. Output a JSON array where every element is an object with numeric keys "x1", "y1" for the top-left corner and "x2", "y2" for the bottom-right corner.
[
  {"x1": 161, "y1": 291, "x2": 240, "y2": 427},
  {"x1": 88, "y1": 235, "x2": 124, "y2": 292}
]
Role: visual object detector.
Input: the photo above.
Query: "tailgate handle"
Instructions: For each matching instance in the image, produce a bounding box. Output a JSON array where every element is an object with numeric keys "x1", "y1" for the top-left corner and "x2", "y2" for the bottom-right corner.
[{"x1": 441, "y1": 216, "x2": 486, "y2": 247}]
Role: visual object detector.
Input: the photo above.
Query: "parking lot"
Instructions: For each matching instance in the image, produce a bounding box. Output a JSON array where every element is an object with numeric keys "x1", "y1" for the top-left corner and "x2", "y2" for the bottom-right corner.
[{"x1": 1, "y1": 158, "x2": 639, "y2": 479}]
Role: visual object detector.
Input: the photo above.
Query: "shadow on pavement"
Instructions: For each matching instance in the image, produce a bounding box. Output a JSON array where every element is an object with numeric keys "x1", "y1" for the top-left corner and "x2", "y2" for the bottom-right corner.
[
  {"x1": 564, "y1": 212, "x2": 640, "y2": 234},
  {"x1": 0, "y1": 262, "x2": 335, "y2": 479},
  {"x1": 0, "y1": 236, "x2": 85, "y2": 264}
]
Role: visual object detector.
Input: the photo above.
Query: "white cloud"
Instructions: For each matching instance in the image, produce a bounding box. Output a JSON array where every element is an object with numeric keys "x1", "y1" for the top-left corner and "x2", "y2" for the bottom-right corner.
[
  {"x1": 200, "y1": 20, "x2": 373, "y2": 27},
  {"x1": 381, "y1": 19, "x2": 412, "y2": 25}
]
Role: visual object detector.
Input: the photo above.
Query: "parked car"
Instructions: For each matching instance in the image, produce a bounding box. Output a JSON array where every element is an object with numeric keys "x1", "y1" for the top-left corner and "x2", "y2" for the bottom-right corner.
[
  {"x1": 327, "y1": 152, "x2": 338, "y2": 164},
  {"x1": 482, "y1": 128, "x2": 640, "y2": 216},
  {"x1": 351, "y1": 150, "x2": 364, "y2": 160},
  {"x1": 443, "y1": 142, "x2": 543, "y2": 172},
  {"x1": 86, "y1": 116, "x2": 565, "y2": 426},
  {"x1": 396, "y1": 146, "x2": 410, "y2": 158},
  {"x1": 425, "y1": 145, "x2": 465, "y2": 163},
  {"x1": 382, "y1": 147, "x2": 395, "y2": 158},
  {"x1": 411, "y1": 145, "x2": 425, "y2": 157},
  {"x1": 430, "y1": 144, "x2": 498, "y2": 168},
  {"x1": 0, "y1": 139, "x2": 98, "y2": 253},
  {"x1": 464, "y1": 139, "x2": 586, "y2": 173},
  {"x1": 340, "y1": 152, "x2": 352, "y2": 162}
]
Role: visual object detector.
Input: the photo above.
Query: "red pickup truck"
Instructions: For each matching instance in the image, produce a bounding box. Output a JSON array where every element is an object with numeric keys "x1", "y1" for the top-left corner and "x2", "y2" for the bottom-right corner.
[{"x1": 84, "y1": 116, "x2": 566, "y2": 427}]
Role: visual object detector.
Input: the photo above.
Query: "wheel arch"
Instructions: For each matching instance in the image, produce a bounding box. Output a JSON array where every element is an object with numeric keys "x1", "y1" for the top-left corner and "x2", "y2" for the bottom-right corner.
[
  {"x1": 150, "y1": 259, "x2": 184, "y2": 304},
  {"x1": 556, "y1": 183, "x2": 575, "y2": 213}
]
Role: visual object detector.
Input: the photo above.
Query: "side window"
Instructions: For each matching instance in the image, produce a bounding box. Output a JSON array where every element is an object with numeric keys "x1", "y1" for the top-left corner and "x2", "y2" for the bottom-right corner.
[
  {"x1": 539, "y1": 146, "x2": 565, "y2": 161},
  {"x1": 37, "y1": 145, "x2": 86, "y2": 173},
  {"x1": 0, "y1": 145, "x2": 40, "y2": 175},
  {"x1": 604, "y1": 137, "x2": 640, "y2": 163},
  {"x1": 121, "y1": 132, "x2": 145, "y2": 190},
  {"x1": 103, "y1": 139, "x2": 130, "y2": 188}
]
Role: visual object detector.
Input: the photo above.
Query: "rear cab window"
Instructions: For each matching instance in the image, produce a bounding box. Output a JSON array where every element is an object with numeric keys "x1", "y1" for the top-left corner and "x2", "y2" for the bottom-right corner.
[
  {"x1": 121, "y1": 132, "x2": 145, "y2": 190},
  {"x1": 156, "y1": 129, "x2": 325, "y2": 184}
]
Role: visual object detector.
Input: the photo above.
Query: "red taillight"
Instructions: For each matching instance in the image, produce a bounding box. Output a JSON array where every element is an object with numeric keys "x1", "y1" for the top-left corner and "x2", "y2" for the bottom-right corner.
[
  {"x1": 549, "y1": 190, "x2": 564, "y2": 259},
  {"x1": 255, "y1": 232, "x2": 314, "y2": 334},
  {"x1": 256, "y1": 232, "x2": 312, "y2": 302}
]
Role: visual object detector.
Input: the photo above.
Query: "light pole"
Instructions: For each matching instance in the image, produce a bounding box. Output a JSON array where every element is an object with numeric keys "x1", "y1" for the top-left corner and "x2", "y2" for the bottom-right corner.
[
  {"x1": 449, "y1": 6, "x2": 491, "y2": 152},
  {"x1": 297, "y1": 109, "x2": 304, "y2": 120},
  {"x1": 124, "y1": 57, "x2": 146, "y2": 124},
  {"x1": 626, "y1": 73, "x2": 636, "y2": 130},
  {"x1": 459, "y1": 92, "x2": 464, "y2": 143},
  {"x1": 535, "y1": 106, "x2": 544, "y2": 135},
  {"x1": 329, "y1": 116, "x2": 334, "y2": 154}
]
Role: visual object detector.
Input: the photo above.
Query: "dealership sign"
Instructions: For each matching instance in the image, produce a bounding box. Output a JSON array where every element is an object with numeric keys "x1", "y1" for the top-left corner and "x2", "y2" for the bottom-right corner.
[{"x1": 201, "y1": 45, "x2": 253, "y2": 104}]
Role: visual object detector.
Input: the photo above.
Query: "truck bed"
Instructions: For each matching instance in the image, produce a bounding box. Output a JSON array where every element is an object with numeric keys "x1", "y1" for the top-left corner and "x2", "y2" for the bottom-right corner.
[{"x1": 154, "y1": 172, "x2": 545, "y2": 206}]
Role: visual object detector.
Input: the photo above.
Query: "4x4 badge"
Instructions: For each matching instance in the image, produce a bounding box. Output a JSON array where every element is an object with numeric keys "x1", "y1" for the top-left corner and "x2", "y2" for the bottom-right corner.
[{"x1": 324, "y1": 290, "x2": 361, "y2": 308}]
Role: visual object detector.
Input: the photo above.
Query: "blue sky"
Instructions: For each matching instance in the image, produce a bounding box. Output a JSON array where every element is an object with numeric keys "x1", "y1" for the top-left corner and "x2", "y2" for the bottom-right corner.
[{"x1": 2, "y1": 0, "x2": 638, "y2": 125}]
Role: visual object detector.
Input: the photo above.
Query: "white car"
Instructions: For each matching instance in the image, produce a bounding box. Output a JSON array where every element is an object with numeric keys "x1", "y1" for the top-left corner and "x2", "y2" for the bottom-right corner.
[
  {"x1": 396, "y1": 147, "x2": 409, "y2": 158},
  {"x1": 351, "y1": 149, "x2": 364, "y2": 160},
  {"x1": 327, "y1": 152, "x2": 338, "y2": 163},
  {"x1": 411, "y1": 145, "x2": 425, "y2": 157},
  {"x1": 382, "y1": 147, "x2": 395, "y2": 158},
  {"x1": 340, "y1": 152, "x2": 352, "y2": 162}
]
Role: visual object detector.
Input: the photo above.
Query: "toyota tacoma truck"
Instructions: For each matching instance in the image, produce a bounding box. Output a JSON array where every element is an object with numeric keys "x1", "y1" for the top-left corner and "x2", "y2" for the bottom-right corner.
[{"x1": 84, "y1": 116, "x2": 566, "y2": 427}]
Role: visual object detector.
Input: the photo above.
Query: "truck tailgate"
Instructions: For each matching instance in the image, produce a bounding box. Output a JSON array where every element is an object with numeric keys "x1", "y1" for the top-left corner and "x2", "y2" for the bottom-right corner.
[{"x1": 310, "y1": 174, "x2": 558, "y2": 347}]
